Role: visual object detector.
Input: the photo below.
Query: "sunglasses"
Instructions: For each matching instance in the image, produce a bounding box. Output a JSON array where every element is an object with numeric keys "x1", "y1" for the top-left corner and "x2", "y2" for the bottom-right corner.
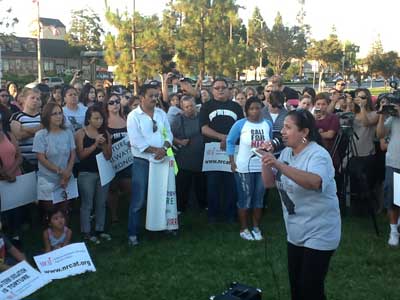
[
  {"x1": 124, "y1": 95, "x2": 131, "y2": 100},
  {"x1": 337, "y1": 83, "x2": 346, "y2": 86},
  {"x1": 264, "y1": 90, "x2": 272, "y2": 93},
  {"x1": 357, "y1": 95, "x2": 367, "y2": 99},
  {"x1": 213, "y1": 86, "x2": 227, "y2": 91},
  {"x1": 0, "y1": 94, "x2": 9, "y2": 98},
  {"x1": 152, "y1": 119, "x2": 158, "y2": 133},
  {"x1": 51, "y1": 111, "x2": 63, "y2": 116},
  {"x1": 108, "y1": 100, "x2": 120, "y2": 105}
]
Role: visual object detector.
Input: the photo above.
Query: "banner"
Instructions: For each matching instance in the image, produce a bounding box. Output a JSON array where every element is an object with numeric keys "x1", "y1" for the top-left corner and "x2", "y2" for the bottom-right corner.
[
  {"x1": 96, "y1": 136, "x2": 134, "y2": 186},
  {"x1": 52, "y1": 177, "x2": 78, "y2": 204},
  {"x1": 394, "y1": 172, "x2": 400, "y2": 207},
  {"x1": 33, "y1": 243, "x2": 96, "y2": 280},
  {"x1": 0, "y1": 172, "x2": 37, "y2": 212},
  {"x1": 146, "y1": 157, "x2": 178, "y2": 231},
  {"x1": 202, "y1": 142, "x2": 238, "y2": 172},
  {"x1": 0, "y1": 260, "x2": 51, "y2": 300}
]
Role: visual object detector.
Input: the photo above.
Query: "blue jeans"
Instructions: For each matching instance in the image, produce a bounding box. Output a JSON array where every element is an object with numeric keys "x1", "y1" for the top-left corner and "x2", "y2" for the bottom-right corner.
[
  {"x1": 206, "y1": 171, "x2": 237, "y2": 222},
  {"x1": 234, "y1": 172, "x2": 265, "y2": 209},
  {"x1": 128, "y1": 157, "x2": 149, "y2": 237},
  {"x1": 78, "y1": 172, "x2": 109, "y2": 234}
]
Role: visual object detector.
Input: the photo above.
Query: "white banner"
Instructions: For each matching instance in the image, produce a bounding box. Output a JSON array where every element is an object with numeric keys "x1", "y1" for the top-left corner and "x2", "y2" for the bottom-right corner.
[
  {"x1": 96, "y1": 136, "x2": 134, "y2": 186},
  {"x1": 0, "y1": 172, "x2": 37, "y2": 212},
  {"x1": 146, "y1": 157, "x2": 178, "y2": 231},
  {"x1": 202, "y1": 142, "x2": 237, "y2": 172},
  {"x1": 0, "y1": 260, "x2": 51, "y2": 300},
  {"x1": 52, "y1": 177, "x2": 78, "y2": 204},
  {"x1": 33, "y1": 243, "x2": 96, "y2": 280},
  {"x1": 394, "y1": 172, "x2": 400, "y2": 207}
]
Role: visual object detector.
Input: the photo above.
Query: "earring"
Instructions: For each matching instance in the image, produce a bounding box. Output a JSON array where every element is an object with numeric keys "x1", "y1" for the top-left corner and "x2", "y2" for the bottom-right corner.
[{"x1": 302, "y1": 137, "x2": 307, "y2": 144}]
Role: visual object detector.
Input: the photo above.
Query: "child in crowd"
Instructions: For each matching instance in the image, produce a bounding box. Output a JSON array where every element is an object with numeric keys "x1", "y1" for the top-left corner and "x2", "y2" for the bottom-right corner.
[
  {"x1": 43, "y1": 209, "x2": 72, "y2": 253},
  {"x1": 0, "y1": 222, "x2": 26, "y2": 272}
]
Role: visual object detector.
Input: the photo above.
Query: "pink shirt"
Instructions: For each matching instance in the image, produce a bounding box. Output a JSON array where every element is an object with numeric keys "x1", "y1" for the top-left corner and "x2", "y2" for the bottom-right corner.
[{"x1": 0, "y1": 133, "x2": 21, "y2": 177}]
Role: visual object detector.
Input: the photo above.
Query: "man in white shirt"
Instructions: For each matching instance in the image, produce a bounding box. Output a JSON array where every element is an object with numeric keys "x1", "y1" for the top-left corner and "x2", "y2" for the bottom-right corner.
[{"x1": 126, "y1": 84, "x2": 173, "y2": 246}]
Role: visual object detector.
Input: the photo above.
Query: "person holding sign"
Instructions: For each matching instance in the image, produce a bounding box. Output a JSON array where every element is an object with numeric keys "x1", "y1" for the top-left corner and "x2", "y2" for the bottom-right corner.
[
  {"x1": 261, "y1": 109, "x2": 341, "y2": 300},
  {"x1": 106, "y1": 93, "x2": 131, "y2": 224},
  {"x1": 199, "y1": 78, "x2": 244, "y2": 223},
  {"x1": 32, "y1": 102, "x2": 76, "y2": 225},
  {"x1": 126, "y1": 83, "x2": 173, "y2": 246},
  {"x1": 0, "y1": 222, "x2": 26, "y2": 272},
  {"x1": 226, "y1": 97, "x2": 272, "y2": 241},
  {"x1": 0, "y1": 110, "x2": 23, "y2": 240},
  {"x1": 76, "y1": 106, "x2": 112, "y2": 244}
]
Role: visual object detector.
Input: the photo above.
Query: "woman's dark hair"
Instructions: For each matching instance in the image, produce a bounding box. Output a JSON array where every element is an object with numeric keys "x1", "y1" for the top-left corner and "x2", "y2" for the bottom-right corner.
[
  {"x1": 302, "y1": 87, "x2": 316, "y2": 102},
  {"x1": 41, "y1": 102, "x2": 65, "y2": 130},
  {"x1": 269, "y1": 91, "x2": 285, "y2": 109},
  {"x1": 354, "y1": 88, "x2": 373, "y2": 111},
  {"x1": 168, "y1": 93, "x2": 180, "y2": 104},
  {"x1": 244, "y1": 96, "x2": 263, "y2": 116},
  {"x1": 61, "y1": 85, "x2": 77, "y2": 100},
  {"x1": 84, "y1": 105, "x2": 109, "y2": 142},
  {"x1": 6, "y1": 81, "x2": 18, "y2": 95},
  {"x1": 79, "y1": 83, "x2": 97, "y2": 106},
  {"x1": 287, "y1": 109, "x2": 323, "y2": 146}
]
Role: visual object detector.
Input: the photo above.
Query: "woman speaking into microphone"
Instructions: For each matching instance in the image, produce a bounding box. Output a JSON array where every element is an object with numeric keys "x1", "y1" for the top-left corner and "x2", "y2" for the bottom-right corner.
[{"x1": 260, "y1": 109, "x2": 341, "y2": 300}]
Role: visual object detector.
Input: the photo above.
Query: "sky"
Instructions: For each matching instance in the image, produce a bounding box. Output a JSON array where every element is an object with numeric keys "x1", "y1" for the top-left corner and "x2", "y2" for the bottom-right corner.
[{"x1": 6, "y1": 0, "x2": 399, "y2": 58}]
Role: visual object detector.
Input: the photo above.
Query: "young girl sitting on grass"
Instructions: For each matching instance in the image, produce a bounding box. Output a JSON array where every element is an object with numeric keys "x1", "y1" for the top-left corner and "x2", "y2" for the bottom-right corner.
[{"x1": 43, "y1": 208, "x2": 72, "y2": 253}]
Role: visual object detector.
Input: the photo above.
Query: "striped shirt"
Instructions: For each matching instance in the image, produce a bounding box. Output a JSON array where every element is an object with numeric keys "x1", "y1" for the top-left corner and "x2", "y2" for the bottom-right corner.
[{"x1": 10, "y1": 111, "x2": 41, "y2": 163}]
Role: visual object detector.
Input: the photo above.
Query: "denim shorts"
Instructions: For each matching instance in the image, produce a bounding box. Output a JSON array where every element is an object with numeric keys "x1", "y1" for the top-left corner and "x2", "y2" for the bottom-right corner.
[
  {"x1": 234, "y1": 172, "x2": 265, "y2": 209},
  {"x1": 384, "y1": 166, "x2": 400, "y2": 209}
]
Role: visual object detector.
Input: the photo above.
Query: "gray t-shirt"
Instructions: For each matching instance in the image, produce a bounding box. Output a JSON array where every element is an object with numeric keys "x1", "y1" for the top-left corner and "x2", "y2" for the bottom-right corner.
[
  {"x1": 385, "y1": 116, "x2": 400, "y2": 169},
  {"x1": 32, "y1": 129, "x2": 76, "y2": 183},
  {"x1": 63, "y1": 103, "x2": 87, "y2": 132},
  {"x1": 276, "y1": 142, "x2": 341, "y2": 251},
  {"x1": 353, "y1": 111, "x2": 377, "y2": 157}
]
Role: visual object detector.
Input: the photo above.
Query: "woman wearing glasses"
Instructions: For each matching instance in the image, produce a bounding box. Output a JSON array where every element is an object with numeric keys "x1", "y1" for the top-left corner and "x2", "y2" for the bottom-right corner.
[
  {"x1": 347, "y1": 88, "x2": 379, "y2": 214},
  {"x1": 105, "y1": 93, "x2": 131, "y2": 224},
  {"x1": 32, "y1": 102, "x2": 76, "y2": 224},
  {"x1": 261, "y1": 109, "x2": 341, "y2": 300}
]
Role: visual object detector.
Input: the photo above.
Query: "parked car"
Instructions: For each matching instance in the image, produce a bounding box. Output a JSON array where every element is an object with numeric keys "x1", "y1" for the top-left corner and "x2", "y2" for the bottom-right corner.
[{"x1": 43, "y1": 77, "x2": 64, "y2": 88}]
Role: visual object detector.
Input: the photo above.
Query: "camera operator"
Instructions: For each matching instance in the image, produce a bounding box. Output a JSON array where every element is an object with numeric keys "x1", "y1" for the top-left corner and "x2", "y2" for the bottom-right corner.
[
  {"x1": 345, "y1": 88, "x2": 379, "y2": 213},
  {"x1": 314, "y1": 93, "x2": 340, "y2": 154},
  {"x1": 376, "y1": 96, "x2": 400, "y2": 246}
]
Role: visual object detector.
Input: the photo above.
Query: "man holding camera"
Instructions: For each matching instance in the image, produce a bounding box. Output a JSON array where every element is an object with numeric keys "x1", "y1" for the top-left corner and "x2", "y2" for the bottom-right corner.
[{"x1": 376, "y1": 98, "x2": 400, "y2": 246}]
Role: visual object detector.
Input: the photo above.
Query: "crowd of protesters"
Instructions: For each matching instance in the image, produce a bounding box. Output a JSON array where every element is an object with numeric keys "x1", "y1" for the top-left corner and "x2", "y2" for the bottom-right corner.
[{"x1": 0, "y1": 72, "x2": 399, "y2": 285}]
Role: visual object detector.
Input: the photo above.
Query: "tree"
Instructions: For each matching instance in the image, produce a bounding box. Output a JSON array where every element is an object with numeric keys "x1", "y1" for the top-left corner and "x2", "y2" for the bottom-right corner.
[
  {"x1": 264, "y1": 12, "x2": 307, "y2": 75},
  {"x1": 365, "y1": 51, "x2": 400, "y2": 79},
  {"x1": 66, "y1": 8, "x2": 104, "y2": 51},
  {"x1": 342, "y1": 41, "x2": 360, "y2": 77},
  {"x1": 247, "y1": 7, "x2": 268, "y2": 69},
  {"x1": 307, "y1": 34, "x2": 343, "y2": 89}
]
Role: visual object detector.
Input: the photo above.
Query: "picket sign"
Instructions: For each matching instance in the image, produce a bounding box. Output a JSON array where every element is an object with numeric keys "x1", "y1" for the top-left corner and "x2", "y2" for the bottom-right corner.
[{"x1": 146, "y1": 157, "x2": 178, "y2": 231}]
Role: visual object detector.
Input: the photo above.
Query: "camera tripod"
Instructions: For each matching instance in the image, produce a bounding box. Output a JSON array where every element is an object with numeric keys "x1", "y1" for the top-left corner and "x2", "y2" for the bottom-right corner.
[{"x1": 331, "y1": 127, "x2": 379, "y2": 236}]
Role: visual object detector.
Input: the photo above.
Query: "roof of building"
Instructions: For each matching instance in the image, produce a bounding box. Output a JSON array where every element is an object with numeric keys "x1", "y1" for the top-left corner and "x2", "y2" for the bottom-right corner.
[{"x1": 39, "y1": 17, "x2": 65, "y2": 28}]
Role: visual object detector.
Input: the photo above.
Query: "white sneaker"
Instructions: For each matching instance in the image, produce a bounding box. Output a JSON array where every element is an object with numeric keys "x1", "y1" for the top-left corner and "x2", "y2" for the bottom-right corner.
[
  {"x1": 128, "y1": 236, "x2": 139, "y2": 247},
  {"x1": 99, "y1": 233, "x2": 112, "y2": 241},
  {"x1": 388, "y1": 233, "x2": 399, "y2": 247},
  {"x1": 251, "y1": 228, "x2": 263, "y2": 241},
  {"x1": 240, "y1": 229, "x2": 254, "y2": 241}
]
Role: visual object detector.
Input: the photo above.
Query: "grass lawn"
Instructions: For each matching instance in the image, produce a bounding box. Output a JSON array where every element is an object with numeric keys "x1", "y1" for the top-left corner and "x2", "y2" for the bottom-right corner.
[{"x1": 22, "y1": 190, "x2": 400, "y2": 300}]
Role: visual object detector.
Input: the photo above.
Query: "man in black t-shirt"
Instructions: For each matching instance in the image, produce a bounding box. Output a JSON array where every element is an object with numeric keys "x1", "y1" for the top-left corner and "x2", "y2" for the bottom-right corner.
[
  {"x1": 199, "y1": 78, "x2": 244, "y2": 222},
  {"x1": 269, "y1": 75, "x2": 299, "y2": 101}
]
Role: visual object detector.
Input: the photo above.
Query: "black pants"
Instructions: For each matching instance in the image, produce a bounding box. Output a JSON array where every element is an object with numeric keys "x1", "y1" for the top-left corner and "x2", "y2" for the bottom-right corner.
[
  {"x1": 176, "y1": 170, "x2": 207, "y2": 211},
  {"x1": 287, "y1": 242, "x2": 334, "y2": 300}
]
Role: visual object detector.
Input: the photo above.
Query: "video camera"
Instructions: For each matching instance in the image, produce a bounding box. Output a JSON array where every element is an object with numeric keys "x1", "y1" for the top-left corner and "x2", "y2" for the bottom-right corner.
[{"x1": 377, "y1": 81, "x2": 400, "y2": 117}]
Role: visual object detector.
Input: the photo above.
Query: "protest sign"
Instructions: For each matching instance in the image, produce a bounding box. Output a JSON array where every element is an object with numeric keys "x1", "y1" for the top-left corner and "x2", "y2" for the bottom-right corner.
[
  {"x1": 96, "y1": 153, "x2": 115, "y2": 186},
  {"x1": 202, "y1": 142, "x2": 238, "y2": 172},
  {"x1": 394, "y1": 172, "x2": 400, "y2": 207},
  {"x1": 33, "y1": 243, "x2": 96, "y2": 280},
  {"x1": 146, "y1": 157, "x2": 178, "y2": 231},
  {"x1": 0, "y1": 260, "x2": 51, "y2": 300},
  {"x1": 0, "y1": 172, "x2": 37, "y2": 212},
  {"x1": 96, "y1": 136, "x2": 134, "y2": 186},
  {"x1": 52, "y1": 177, "x2": 78, "y2": 204}
]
